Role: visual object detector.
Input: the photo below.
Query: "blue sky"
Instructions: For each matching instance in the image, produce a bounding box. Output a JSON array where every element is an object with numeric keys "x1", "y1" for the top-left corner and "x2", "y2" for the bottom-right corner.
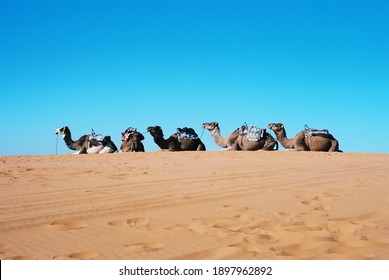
[{"x1": 1, "y1": 0, "x2": 388, "y2": 155}]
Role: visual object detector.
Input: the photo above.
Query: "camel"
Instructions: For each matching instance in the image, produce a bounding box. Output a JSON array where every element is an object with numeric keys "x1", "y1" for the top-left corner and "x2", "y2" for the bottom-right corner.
[
  {"x1": 146, "y1": 126, "x2": 206, "y2": 151},
  {"x1": 54, "y1": 126, "x2": 118, "y2": 154},
  {"x1": 202, "y1": 122, "x2": 278, "y2": 151},
  {"x1": 120, "y1": 128, "x2": 145, "y2": 152},
  {"x1": 267, "y1": 123, "x2": 341, "y2": 152}
]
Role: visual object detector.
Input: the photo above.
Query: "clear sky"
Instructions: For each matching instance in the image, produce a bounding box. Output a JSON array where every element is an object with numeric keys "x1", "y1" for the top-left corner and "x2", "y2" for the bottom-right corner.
[{"x1": 1, "y1": 0, "x2": 388, "y2": 155}]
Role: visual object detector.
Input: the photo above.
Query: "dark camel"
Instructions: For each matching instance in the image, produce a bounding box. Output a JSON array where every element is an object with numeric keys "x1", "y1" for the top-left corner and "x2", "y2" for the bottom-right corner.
[{"x1": 147, "y1": 126, "x2": 206, "y2": 151}]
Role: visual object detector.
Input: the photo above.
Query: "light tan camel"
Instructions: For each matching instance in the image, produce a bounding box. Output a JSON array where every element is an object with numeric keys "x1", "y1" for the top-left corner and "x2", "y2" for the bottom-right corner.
[
  {"x1": 147, "y1": 126, "x2": 206, "y2": 151},
  {"x1": 268, "y1": 123, "x2": 341, "y2": 152},
  {"x1": 202, "y1": 122, "x2": 278, "y2": 151}
]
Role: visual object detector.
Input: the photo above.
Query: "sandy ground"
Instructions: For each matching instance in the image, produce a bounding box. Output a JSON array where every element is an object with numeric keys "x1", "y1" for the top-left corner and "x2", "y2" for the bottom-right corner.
[{"x1": 0, "y1": 151, "x2": 388, "y2": 260}]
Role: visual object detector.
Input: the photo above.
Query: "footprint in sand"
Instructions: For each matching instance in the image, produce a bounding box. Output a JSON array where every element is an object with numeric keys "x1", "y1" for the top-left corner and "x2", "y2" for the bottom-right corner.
[
  {"x1": 222, "y1": 205, "x2": 249, "y2": 213},
  {"x1": 109, "y1": 217, "x2": 151, "y2": 229},
  {"x1": 327, "y1": 220, "x2": 365, "y2": 245},
  {"x1": 53, "y1": 251, "x2": 98, "y2": 260},
  {"x1": 173, "y1": 246, "x2": 253, "y2": 260},
  {"x1": 0, "y1": 241, "x2": 10, "y2": 254},
  {"x1": 125, "y1": 242, "x2": 165, "y2": 253},
  {"x1": 46, "y1": 219, "x2": 87, "y2": 231},
  {"x1": 6, "y1": 255, "x2": 37, "y2": 260},
  {"x1": 299, "y1": 196, "x2": 332, "y2": 213},
  {"x1": 300, "y1": 200, "x2": 311, "y2": 205},
  {"x1": 178, "y1": 218, "x2": 245, "y2": 239},
  {"x1": 325, "y1": 244, "x2": 375, "y2": 259}
]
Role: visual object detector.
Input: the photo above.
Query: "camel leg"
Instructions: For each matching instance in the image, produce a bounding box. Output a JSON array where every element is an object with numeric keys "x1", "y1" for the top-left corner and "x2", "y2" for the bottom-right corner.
[
  {"x1": 294, "y1": 135, "x2": 309, "y2": 151},
  {"x1": 262, "y1": 140, "x2": 277, "y2": 151},
  {"x1": 223, "y1": 145, "x2": 240, "y2": 151},
  {"x1": 196, "y1": 142, "x2": 206, "y2": 151},
  {"x1": 99, "y1": 146, "x2": 115, "y2": 154},
  {"x1": 131, "y1": 140, "x2": 137, "y2": 152},
  {"x1": 329, "y1": 139, "x2": 340, "y2": 152}
]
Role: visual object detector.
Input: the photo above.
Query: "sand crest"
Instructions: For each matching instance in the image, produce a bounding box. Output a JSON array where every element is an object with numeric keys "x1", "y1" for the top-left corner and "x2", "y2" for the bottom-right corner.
[{"x1": 0, "y1": 152, "x2": 388, "y2": 260}]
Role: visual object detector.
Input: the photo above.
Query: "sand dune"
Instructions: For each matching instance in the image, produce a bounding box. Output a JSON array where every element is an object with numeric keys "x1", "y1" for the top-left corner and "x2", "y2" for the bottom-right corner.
[{"x1": 0, "y1": 151, "x2": 388, "y2": 260}]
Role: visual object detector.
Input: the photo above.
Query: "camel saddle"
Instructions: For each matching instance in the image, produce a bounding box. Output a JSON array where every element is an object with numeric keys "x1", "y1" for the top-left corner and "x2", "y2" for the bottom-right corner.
[
  {"x1": 89, "y1": 129, "x2": 111, "y2": 143},
  {"x1": 241, "y1": 124, "x2": 265, "y2": 142},
  {"x1": 304, "y1": 125, "x2": 330, "y2": 138},
  {"x1": 122, "y1": 127, "x2": 138, "y2": 141},
  {"x1": 177, "y1": 127, "x2": 199, "y2": 140},
  {"x1": 125, "y1": 127, "x2": 137, "y2": 134}
]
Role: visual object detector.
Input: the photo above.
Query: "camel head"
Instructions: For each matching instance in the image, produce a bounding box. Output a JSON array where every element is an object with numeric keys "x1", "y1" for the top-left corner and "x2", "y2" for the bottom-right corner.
[
  {"x1": 122, "y1": 131, "x2": 145, "y2": 142},
  {"x1": 54, "y1": 126, "x2": 70, "y2": 138},
  {"x1": 122, "y1": 128, "x2": 145, "y2": 142},
  {"x1": 147, "y1": 126, "x2": 164, "y2": 137},
  {"x1": 121, "y1": 132, "x2": 128, "y2": 141},
  {"x1": 202, "y1": 122, "x2": 219, "y2": 131},
  {"x1": 268, "y1": 123, "x2": 284, "y2": 132}
]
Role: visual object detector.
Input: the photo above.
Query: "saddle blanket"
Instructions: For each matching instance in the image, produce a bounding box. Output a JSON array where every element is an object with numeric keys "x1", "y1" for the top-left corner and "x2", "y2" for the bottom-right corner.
[
  {"x1": 89, "y1": 134, "x2": 106, "y2": 142},
  {"x1": 125, "y1": 127, "x2": 137, "y2": 134},
  {"x1": 89, "y1": 129, "x2": 109, "y2": 142},
  {"x1": 243, "y1": 125, "x2": 265, "y2": 142},
  {"x1": 177, "y1": 127, "x2": 199, "y2": 140},
  {"x1": 304, "y1": 125, "x2": 330, "y2": 138}
]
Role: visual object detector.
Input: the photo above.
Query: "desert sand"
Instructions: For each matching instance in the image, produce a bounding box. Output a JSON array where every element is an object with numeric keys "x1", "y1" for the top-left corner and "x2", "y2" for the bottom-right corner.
[{"x1": 0, "y1": 151, "x2": 388, "y2": 260}]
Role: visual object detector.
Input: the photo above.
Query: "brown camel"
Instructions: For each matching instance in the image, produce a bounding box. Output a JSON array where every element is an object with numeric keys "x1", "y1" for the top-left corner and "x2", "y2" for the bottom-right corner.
[
  {"x1": 146, "y1": 126, "x2": 206, "y2": 151},
  {"x1": 120, "y1": 128, "x2": 145, "y2": 152},
  {"x1": 267, "y1": 123, "x2": 341, "y2": 152},
  {"x1": 202, "y1": 122, "x2": 278, "y2": 151},
  {"x1": 54, "y1": 126, "x2": 118, "y2": 154}
]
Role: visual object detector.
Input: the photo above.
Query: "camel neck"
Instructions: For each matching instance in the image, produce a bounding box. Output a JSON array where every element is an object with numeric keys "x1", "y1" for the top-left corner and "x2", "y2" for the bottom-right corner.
[
  {"x1": 276, "y1": 129, "x2": 294, "y2": 149},
  {"x1": 210, "y1": 128, "x2": 226, "y2": 147},
  {"x1": 63, "y1": 134, "x2": 77, "y2": 150},
  {"x1": 278, "y1": 129, "x2": 288, "y2": 141},
  {"x1": 153, "y1": 134, "x2": 169, "y2": 149}
]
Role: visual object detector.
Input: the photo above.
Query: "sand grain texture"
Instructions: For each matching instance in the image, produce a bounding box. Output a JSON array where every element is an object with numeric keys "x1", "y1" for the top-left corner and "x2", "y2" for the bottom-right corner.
[{"x1": 0, "y1": 152, "x2": 388, "y2": 260}]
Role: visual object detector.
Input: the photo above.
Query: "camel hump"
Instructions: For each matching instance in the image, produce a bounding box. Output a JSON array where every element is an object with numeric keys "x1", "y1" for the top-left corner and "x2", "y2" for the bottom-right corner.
[{"x1": 304, "y1": 125, "x2": 330, "y2": 138}]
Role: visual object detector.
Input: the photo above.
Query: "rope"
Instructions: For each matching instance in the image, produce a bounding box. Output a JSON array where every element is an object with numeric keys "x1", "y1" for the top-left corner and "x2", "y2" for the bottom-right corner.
[
  {"x1": 199, "y1": 127, "x2": 205, "y2": 139},
  {"x1": 56, "y1": 134, "x2": 59, "y2": 155}
]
